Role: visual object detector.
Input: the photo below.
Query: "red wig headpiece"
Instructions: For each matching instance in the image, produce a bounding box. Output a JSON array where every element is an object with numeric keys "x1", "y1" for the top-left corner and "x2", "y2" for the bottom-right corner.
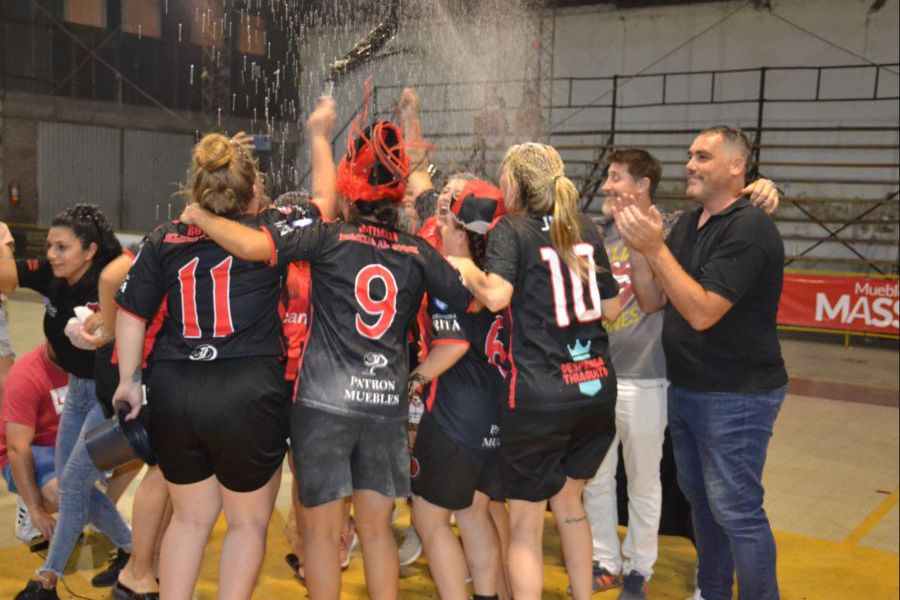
[{"x1": 336, "y1": 83, "x2": 409, "y2": 203}]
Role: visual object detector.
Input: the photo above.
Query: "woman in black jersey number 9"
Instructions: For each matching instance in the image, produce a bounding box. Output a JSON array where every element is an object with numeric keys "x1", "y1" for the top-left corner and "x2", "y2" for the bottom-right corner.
[
  {"x1": 448, "y1": 143, "x2": 623, "y2": 600},
  {"x1": 179, "y1": 95, "x2": 473, "y2": 600}
]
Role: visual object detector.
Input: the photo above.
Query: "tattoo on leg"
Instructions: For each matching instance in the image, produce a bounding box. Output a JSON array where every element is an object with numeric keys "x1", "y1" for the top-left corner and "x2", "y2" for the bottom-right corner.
[{"x1": 564, "y1": 514, "x2": 587, "y2": 524}]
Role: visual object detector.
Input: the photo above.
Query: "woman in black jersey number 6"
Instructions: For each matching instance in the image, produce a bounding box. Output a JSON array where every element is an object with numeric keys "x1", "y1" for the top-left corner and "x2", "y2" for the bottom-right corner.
[
  {"x1": 449, "y1": 143, "x2": 622, "y2": 600},
  {"x1": 179, "y1": 101, "x2": 473, "y2": 600}
]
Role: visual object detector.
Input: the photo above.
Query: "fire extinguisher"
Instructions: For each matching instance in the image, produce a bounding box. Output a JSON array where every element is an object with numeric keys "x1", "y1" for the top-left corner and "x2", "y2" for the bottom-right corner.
[{"x1": 8, "y1": 181, "x2": 21, "y2": 206}]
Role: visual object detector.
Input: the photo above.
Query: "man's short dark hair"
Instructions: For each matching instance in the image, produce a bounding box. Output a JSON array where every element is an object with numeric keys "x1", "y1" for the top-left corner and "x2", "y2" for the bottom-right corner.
[
  {"x1": 604, "y1": 148, "x2": 663, "y2": 196},
  {"x1": 698, "y1": 125, "x2": 752, "y2": 172}
]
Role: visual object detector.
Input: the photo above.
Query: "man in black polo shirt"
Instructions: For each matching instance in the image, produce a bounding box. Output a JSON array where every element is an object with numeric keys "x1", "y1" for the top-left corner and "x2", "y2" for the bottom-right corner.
[{"x1": 612, "y1": 125, "x2": 787, "y2": 600}]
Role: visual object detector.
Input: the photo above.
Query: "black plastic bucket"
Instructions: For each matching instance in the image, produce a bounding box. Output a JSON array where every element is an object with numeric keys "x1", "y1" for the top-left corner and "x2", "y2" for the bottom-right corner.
[{"x1": 85, "y1": 406, "x2": 156, "y2": 471}]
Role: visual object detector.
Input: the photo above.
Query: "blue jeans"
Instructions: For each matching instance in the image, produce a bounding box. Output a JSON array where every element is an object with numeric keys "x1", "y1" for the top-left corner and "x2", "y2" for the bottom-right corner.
[
  {"x1": 3, "y1": 446, "x2": 56, "y2": 493},
  {"x1": 668, "y1": 384, "x2": 786, "y2": 600},
  {"x1": 40, "y1": 376, "x2": 132, "y2": 577}
]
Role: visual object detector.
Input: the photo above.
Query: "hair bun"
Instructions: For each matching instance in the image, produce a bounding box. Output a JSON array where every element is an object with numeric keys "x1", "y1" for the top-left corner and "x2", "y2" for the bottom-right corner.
[{"x1": 195, "y1": 134, "x2": 235, "y2": 173}]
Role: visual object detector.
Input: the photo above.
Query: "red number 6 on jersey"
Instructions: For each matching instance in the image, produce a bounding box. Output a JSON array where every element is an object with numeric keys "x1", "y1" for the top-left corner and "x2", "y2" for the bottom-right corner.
[{"x1": 354, "y1": 264, "x2": 398, "y2": 340}]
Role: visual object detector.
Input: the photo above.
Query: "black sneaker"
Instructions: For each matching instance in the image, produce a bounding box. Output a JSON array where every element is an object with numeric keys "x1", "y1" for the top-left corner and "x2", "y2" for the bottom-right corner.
[
  {"x1": 13, "y1": 580, "x2": 60, "y2": 600},
  {"x1": 618, "y1": 571, "x2": 648, "y2": 600},
  {"x1": 91, "y1": 548, "x2": 131, "y2": 588}
]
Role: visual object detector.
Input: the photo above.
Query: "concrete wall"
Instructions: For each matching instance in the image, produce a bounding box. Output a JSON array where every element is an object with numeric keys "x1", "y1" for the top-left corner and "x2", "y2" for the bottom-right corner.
[{"x1": 0, "y1": 90, "x2": 254, "y2": 230}]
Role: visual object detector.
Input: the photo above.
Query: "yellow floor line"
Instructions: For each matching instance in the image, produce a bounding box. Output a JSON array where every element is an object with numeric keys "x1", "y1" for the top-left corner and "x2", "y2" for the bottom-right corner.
[{"x1": 845, "y1": 486, "x2": 900, "y2": 546}]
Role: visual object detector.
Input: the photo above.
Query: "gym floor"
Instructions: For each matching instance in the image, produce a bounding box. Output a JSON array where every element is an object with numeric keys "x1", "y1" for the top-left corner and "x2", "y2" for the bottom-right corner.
[{"x1": 1, "y1": 289, "x2": 897, "y2": 599}]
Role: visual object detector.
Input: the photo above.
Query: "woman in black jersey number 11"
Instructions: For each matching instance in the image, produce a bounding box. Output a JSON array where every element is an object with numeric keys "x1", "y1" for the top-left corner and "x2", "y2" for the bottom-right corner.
[{"x1": 448, "y1": 143, "x2": 623, "y2": 600}]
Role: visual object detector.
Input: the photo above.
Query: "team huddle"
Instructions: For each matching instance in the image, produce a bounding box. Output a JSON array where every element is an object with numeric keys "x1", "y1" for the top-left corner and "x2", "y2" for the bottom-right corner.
[{"x1": 1, "y1": 83, "x2": 788, "y2": 600}]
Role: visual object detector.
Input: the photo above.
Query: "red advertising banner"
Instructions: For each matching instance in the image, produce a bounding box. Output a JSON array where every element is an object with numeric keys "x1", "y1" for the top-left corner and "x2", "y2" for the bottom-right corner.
[{"x1": 778, "y1": 272, "x2": 899, "y2": 337}]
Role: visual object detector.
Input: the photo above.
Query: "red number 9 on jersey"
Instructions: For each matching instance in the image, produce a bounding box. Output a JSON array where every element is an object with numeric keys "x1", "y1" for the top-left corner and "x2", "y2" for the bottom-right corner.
[{"x1": 354, "y1": 264, "x2": 398, "y2": 340}]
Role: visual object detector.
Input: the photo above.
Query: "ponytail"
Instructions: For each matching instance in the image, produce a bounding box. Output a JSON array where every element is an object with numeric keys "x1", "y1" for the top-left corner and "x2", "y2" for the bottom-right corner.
[
  {"x1": 502, "y1": 143, "x2": 593, "y2": 280},
  {"x1": 550, "y1": 174, "x2": 590, "y2": 280}
]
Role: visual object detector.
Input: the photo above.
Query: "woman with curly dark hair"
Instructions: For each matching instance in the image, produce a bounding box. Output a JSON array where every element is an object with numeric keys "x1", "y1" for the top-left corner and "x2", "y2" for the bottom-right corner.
[{"x1": 0, "y1": 204, "x2": 132, "y2": 600}]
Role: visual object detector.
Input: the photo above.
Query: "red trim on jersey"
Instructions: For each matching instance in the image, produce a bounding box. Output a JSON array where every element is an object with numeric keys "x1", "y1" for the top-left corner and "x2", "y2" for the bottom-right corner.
[
  {"x1": 425, "y1": 375, "x2": 440, "y2": 412},
  {"x1": 505, "y1": 306, "x2": 519, "y2": 409},
  {"x1": 292, "y1": 297, "x2": 315, "y2": 402},
  {"x1": 465, "y1": 297, "x2": 480, "y2": 314},
  {"x1": 281, "y1": 262, "x2": 311, "y2": 382},
  {"x1": 416, "y1": 296, "x2": 431, "y2": 361},
  {"x1": 114, "y1": 301, "x2": 148, "y2": 323},
  {"x1": 260, "y1": 226, "x2": 277, "y2": 267},
  {"x1": 123, "y1": 248, "x2": 136, "y2": 259}
]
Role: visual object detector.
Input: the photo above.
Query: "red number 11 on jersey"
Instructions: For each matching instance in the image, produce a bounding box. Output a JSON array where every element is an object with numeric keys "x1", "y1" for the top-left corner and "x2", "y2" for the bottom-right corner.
[
  {"x1": 178, "y1": 256, "x2": 235, "y2": 338},
  {"x1": 540, "y1": 244, "x2": 603, "y2": 328}
]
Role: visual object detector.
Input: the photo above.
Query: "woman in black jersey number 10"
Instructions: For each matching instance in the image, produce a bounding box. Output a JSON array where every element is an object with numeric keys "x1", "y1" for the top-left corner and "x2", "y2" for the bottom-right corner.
[
  {"x1": 449, "y1": 143, "x2": 623, "y2": 600},
  {"x1": 179, "y1": 92, "x2": 473, "y2": 600}
]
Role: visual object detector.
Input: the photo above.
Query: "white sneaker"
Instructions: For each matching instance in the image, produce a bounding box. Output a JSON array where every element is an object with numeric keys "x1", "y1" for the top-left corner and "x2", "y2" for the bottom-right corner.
[
  {"x1": 15, "y1": 497, "x2": 41, "y2": 544},
  {"x1": 686, "y1": 589, "x2": 706, "y2": 600},
  {"x1": 398, "y1": 528, "x2": 422, "y2": 566}
]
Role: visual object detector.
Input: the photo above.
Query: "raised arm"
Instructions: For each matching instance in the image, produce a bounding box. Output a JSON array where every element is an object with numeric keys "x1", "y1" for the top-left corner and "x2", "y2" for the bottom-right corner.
[
  {"x1": 742, "y1": 177, "x2": 780, "y2": 215},
  {"x1": 308, "y1": 95, "x2": 338, "y2": 221},
  {"x1": 398, "y1": 87, "x2": 434, "y2": 200},
  {"x1": 180, "y1": 204, "x2": 270, "y2": 262}
]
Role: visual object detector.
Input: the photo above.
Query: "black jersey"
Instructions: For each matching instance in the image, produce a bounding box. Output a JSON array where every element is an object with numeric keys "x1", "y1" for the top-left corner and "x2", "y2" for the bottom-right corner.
[
  {"x1": 262, "y1": 217, "x2": 473, "y2": 423},
  {"x1": 116, "y1": 215, "x2": 289, "y2": 362},
  {"x1": 16, "y1": 258, "x2": 101, "y2": 379},
  {"x1": 422, "y1": 295, "x2": 505, "y2": 456},
  {"x1": 484, "y1": 214, "x2": 619, "y2": 410}
]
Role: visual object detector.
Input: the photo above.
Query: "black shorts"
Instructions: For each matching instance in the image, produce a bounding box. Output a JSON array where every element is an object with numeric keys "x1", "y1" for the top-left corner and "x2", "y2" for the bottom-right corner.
[
  {"x1": 501, "y1": 401, "x2": 616, "y2": 502},
  {"x1": 148, "y1": 357, "x2": 289, "y2": 492},
  {"x1": 291, "y1": 404, "x2": 410, "y2": 508},
  {"x1": 411, "y1": 413, "x2": 504, "y2": 510}
]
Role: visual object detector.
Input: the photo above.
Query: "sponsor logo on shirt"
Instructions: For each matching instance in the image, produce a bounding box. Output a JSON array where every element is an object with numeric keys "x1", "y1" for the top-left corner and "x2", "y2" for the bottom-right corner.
[
  {"x1": 45, "y1": 302, "x2": 57, "y2": 318},
  {"x1": 363, "y1": 352, "x2": 389, "y2": 376},
  {"x1": 482, "y1": 423, "x2": 501, "y2": 450},
  {"x1": 49, "y1": 386, "x2": 68, "y2": 416},
  {"x1": 432, "y1": 314, "x2": 461, "y2": 332},
  {"x1": 432, "y1": 297, "x2": 449, "y2": 311},
  {"x1": 561, "y1": 339, "x2": 607, "y2": 396},
  {"x1": 343, "y1": 353, "x2": 400, "y2": 407},
  {"x1": 189, "y1": 344, "x2": 218, "y2": 361}
]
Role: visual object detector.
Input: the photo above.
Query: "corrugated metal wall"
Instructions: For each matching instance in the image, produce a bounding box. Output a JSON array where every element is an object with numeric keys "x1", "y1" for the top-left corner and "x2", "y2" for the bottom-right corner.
[
  {"x1": 37, "y1": 123, "x2": 194, "y2": 234},
  {"x1": 123, "y1": 130, "x2": 193, "y2": 232},
  {"x1": 37, "y1": 122, "x2": 121, "y2": 227}
]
